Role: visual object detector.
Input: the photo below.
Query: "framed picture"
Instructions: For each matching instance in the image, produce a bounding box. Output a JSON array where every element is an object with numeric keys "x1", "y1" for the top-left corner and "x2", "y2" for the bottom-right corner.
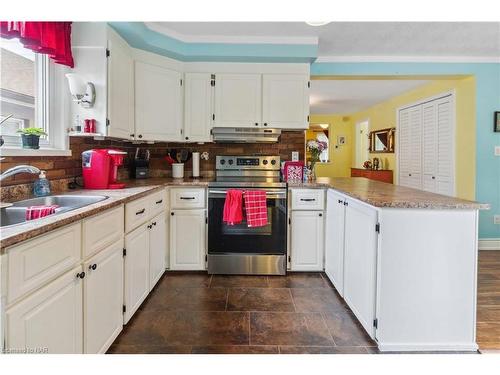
[
  {"x1": 495, "y1": 112, "x2": 500, "y2": 132},
  {"x1": 337, "y1": 135, "x2": 346, "y2": 146}
]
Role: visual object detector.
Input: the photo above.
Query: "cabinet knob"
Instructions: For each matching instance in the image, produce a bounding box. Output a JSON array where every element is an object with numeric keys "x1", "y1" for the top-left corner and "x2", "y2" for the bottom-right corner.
[
  {"x1": 263, "y1": 123, "x2": 268, "y2": 127},
  {"x1": 171, "y1": 212, "x2": 174, "y2": 216},
  {"x1": 152, "y1": 221, "x2": 157, "y2": 226},
  {"x1": 147, "y1": 224, "x2": 152, "y2": 229},
  {"x1": 255, "y1": 123, "x2": 259, "y2": 126},
  {"x1": 89, "y1": 264, "x2": 97, "y2": 271},
  {"x1": 319, "y1": 213, "x2": 323, "y2": 217},
  {"x1": 130, "y1": 134, "x2": 134, "y2": 138},
  {"x1": 138, "y1": 134, "x2": 143, "y2": 139},
  {"x1": 185, "y1": 137, "x2": 189, "y2": 140},
  {"x1": 76, "y1": 271, "x2": 85, "y2": 279},
  {"x1": 338, "y1": 199, "x2": 343, "y2": 204},
  {"x1": 432, "y1": 176, "x2": 436, "y2": 180},
  {"x1": 409, "y1": 173, "x2": 412, "y2": 176}
]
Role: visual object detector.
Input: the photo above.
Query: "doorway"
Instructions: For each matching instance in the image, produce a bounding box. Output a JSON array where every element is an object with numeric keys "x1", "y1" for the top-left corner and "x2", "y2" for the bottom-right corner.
[{"x1": 355, "y1": 120, "x2": 369, "y2": 168}]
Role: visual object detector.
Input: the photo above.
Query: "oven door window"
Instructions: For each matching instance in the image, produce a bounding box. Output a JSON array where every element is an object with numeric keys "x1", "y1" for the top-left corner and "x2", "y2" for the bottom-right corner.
[{"x1": 208, "y1": 195, "x2": 287, "y2": 255}]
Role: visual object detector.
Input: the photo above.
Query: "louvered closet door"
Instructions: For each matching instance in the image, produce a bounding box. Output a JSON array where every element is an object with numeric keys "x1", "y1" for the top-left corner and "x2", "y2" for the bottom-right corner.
[
  {"x1": 422, "y1": 102, "x2": 438, "y2": 192},
  {"x1": 435, "y1": 96, "x2": 454, "y2": 196},
  {"x1": 398, "y1": 108, "x2": 411, "y2": 187},
  {"x1": 408, "y1": 106, "x2": 422, "y2": 189}
]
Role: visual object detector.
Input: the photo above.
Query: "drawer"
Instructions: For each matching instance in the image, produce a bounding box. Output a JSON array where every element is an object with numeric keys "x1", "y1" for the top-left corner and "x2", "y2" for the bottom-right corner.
[
  {"x1": 148, "y1": 188, "x2": 167, "y2": 218},
  {"x1": 125, "y1": 195, "x2": 151, "y2": 233},
  {"x1": 291, "y1": 189, "x2": 325, "y2": 210},
  {"x1": 82, "y1": 205, "x2": 124, "y2": 259},
  {"x1": 170, "y1": 188, "x2": 206, "y2": 209},
  {"x1": 7, "y1": 222, "x2": 82, "y2": 305}
]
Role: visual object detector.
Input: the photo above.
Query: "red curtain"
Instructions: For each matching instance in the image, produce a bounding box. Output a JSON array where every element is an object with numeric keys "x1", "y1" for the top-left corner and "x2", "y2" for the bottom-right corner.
[{"x1": 0, "y1": 22, "x2": 74, "y2": 68}]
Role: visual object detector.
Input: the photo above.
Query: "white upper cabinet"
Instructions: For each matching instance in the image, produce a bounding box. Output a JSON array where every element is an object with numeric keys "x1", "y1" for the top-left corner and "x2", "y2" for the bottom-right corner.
[
  {"x1": 214, "y1": 74, "x2": 262, "y2": 128},
  {"x1": 135, "y1": 61, "x2": 183, "y2": 142},
  {"x1": 184, "y1": 73, "x2": 213, "y2": 142},
  {"x1": 107, "y1": 29, "x2": 134, "y2": 139},
  {"x1": 262, "y1": 74, "x2": 309, "y2": 129}
]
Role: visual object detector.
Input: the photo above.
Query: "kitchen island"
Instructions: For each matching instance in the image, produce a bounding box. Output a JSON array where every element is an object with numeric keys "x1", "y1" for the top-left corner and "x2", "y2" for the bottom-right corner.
[{"x1": 289, "y1": 177, "x2": 488, "y2": 352}]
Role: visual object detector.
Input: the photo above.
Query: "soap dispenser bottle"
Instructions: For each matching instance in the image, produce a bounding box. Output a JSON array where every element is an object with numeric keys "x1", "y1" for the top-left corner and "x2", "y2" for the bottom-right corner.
[{"x1": 34, "y1": 170, "x2": 51, "y2": 197}]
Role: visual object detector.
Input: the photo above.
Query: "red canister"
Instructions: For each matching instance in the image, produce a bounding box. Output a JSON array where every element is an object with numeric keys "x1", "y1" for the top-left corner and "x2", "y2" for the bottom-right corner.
[
  {"x1": 89, "y1": 119, "x2": 96, "y2": 133},
  {"x1": 84, "y1": 119, "x2": 91, "y2": 133}
]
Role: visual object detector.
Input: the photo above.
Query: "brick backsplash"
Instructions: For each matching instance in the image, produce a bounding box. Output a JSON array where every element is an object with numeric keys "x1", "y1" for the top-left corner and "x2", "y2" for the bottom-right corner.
[{"x1": 0, "y1": 131, "x2": 305, "y2": 188}]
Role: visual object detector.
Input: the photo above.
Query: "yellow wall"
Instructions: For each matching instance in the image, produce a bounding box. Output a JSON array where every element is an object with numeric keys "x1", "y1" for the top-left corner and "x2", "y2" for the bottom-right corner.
[
  {"x1": 349, "y1": 77, "x2": 476, "y2": 200},
  {"x1": 309, "y1": 114, "x2": 354, "y2": 177}
]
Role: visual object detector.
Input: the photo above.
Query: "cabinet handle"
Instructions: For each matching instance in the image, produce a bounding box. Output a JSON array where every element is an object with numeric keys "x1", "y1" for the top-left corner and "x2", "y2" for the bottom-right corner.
[
  {"x1": 138, "y1": 134, "x2": 143, "y2": 139},
  {"x1": 89, "y1": 264, "x2": 97, "y2": 271},
  {"x1": 344, "y1": 201, "x2": 349, "y2": 206},
  {"x1": 135, "y1": 208, "x2": 145, "y2": 215},
  {"x1": 180, "y1": 197, "x2": 195, "y2": 200},
  {"x1": 300, "y1": 198, "x2": 316, "y2": 202},
  {"x1": 338, "y1": 199, "x2": 343, "y2": 204},
  {"x1": 76, "y1": 271, "x2": 85, "y2": 279},
  {"x1": 147, "y1": 224, "x2": 152, "y2": 229},
  {"x1": 152, "y1": 221, "x2": 157, "y2": 226},
  {"x1": 155, "y1": 199, "x2": 163, "y2": 204},
  {"x1": 130, "y1": 133, "x2": 134, "y2": 138}
]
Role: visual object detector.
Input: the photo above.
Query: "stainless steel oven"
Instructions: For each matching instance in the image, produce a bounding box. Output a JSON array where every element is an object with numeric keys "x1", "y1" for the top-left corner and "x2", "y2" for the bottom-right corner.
[{"x1": 207, "y1": 156, "x2": 287, "y2": 275}]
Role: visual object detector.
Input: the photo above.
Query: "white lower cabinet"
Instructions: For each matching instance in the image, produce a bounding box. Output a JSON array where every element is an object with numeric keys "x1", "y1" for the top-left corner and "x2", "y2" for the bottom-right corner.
[
  {"x1": 83, "y1": 239, "x2": 124, "y2": 354},
  {"x1": 325, "y1": 190, "x2": 346, "y2": 296},
  {"x1": 290, "y1": 210, "x2": 324, "y2": 271},
  {"x1": 343, "y1": 198, "x2": 378, "y2": 338},
  {"x1": 149, "y1": 212, "x2": 167, "y2": 291},
  {"x1": 170, "y1": 209, "x2": 206, "y2": 270},
  {"x1": 124, "y1": 224, "x2": 150, "y2": 324},
  {"x1": 5, "y1": 265, "x2": 84, "y2": 354}
]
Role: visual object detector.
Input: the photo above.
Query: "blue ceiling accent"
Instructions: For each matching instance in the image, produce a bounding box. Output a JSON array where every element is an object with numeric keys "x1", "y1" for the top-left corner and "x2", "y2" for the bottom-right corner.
[{"x1": 108, "y1": 22, "x2": 317, "y2": 63}]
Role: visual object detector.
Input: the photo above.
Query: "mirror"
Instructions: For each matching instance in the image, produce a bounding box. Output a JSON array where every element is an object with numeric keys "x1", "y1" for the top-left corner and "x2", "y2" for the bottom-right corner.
[{"x1": 369, "y1": 128, "x2": 395, "y2": 153}]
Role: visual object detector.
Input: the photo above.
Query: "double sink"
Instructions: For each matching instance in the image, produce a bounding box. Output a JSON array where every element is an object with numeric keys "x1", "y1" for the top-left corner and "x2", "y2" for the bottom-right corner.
[{"x1": 0, "y1": 195, "x2": 108, "y2": 228}]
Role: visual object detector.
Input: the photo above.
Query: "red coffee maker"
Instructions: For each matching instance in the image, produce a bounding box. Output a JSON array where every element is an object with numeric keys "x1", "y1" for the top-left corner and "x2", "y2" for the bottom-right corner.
[{"x1": 82, "y1": 149, "x2": 128, "y2": 189}]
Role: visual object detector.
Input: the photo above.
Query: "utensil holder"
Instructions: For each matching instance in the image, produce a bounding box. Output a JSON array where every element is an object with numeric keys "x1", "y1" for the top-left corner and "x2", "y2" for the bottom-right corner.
[{"x1": 172, "y1": 163, "x2": 184, "y2": 179}]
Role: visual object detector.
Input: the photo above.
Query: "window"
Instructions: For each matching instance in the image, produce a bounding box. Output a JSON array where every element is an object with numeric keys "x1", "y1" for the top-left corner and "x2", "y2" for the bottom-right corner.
[
  {"x1": 1, "y1": 36, "x2": 69, "y2": 155},
  {"x1": 306, "y1": 124, "x2": 330, "y2": 163}
]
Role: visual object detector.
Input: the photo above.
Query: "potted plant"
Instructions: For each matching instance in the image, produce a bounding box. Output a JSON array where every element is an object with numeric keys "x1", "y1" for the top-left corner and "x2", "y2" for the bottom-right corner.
[{"x1": 17, "y1": 128, "x2": 47, "y2": 149}]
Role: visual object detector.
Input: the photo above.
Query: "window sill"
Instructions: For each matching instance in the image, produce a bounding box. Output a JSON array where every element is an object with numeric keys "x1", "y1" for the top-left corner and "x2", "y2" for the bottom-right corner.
[{"x1": 0, "y1": 147, "x2": 72, "y2": 157}]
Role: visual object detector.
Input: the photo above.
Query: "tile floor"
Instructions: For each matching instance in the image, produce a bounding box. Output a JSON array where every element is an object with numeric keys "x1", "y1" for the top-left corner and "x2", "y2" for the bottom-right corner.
[
  {"x1": 107, "y1": 272, "x2": 377, "y2": 354},
  {"x1": 108, "y1": 251, "x2": 500, "y2": 355}
]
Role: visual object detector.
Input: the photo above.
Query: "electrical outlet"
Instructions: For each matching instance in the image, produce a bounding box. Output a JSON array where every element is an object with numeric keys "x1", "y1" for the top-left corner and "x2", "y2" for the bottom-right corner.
[
  {"x1": 495, "y1": 146, "x2": 500, "y2": 156},
  {"x1": 291, "y1": 151, "x2": 299, "y2": 161},
  {"x1": 494, "y1": 215, "x2": 500, "y2": 225}
]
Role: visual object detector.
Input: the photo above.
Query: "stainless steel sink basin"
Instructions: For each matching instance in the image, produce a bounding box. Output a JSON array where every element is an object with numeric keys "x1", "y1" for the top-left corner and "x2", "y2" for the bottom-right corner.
[{"x1": 0, "y1": 195, "x2": 108, "y2": 228}]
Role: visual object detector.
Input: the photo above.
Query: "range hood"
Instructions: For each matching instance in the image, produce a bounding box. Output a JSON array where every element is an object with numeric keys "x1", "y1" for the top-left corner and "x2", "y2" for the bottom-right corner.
[{"x1": 212, "y1": 127, "x2": 281, "y2": 143}]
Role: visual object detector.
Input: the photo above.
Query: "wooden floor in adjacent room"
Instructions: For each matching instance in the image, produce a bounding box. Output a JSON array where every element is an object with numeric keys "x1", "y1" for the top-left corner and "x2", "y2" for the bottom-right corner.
[{"x1": 477, "y1": 250, "x2": 500, "y2": 352}]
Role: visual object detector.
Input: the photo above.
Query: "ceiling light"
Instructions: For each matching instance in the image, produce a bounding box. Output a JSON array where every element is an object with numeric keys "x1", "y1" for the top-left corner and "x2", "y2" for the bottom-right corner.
[{"x1": 305, "y1": 22, "x2": 330, "y2": 27}]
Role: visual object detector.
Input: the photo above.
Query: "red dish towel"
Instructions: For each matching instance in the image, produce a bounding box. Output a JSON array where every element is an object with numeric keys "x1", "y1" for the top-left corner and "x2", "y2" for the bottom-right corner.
[
  {"x1": 223, "y1": 190, "x2": 244, "y2": 225},
  {"x1": 25, "y1": 205, "x2": 58, "y2": 221},
  {"x1": 244, "y1": 190, "x2": 268, "y2": 227}
]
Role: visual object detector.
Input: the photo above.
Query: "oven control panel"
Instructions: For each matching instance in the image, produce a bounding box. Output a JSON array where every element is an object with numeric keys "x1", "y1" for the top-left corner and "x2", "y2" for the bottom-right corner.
[{"x1": 216, "y1": 155, "x2": 280, "y2": 170}]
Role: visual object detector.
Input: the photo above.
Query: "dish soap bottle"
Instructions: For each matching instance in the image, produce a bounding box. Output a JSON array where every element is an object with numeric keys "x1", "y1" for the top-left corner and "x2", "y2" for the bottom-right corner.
[{"x1": 34, "y1": 170, "x2": 51, "y2": 197}]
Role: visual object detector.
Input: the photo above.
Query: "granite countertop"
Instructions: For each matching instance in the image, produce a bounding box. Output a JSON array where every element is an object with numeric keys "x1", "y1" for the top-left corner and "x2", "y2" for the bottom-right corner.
[
  {"x1": 288, "y1": 177, "x2": 490, "y2": 210},
  {"x1": 0, "y1": 177, "x2": 213, "y2": 251}
]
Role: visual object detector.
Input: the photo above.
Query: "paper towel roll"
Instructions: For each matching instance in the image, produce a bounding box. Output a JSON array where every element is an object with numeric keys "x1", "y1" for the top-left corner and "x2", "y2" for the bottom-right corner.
[{"x1": 192, "y1": 152, "x2": 200, "y2": 178}]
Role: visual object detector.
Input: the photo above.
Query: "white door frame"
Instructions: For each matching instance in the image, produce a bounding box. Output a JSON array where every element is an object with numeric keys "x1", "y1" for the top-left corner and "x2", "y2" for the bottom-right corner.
[
  {"x1": 395, "y1": 90, "x2": 456, "y2": 194},
  {"x1": 355, "y1": 118, "x2": 370, "y2": 168}
]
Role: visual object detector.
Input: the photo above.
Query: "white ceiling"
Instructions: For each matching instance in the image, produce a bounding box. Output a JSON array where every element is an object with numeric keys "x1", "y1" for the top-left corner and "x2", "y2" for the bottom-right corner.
[
  {"x1": 148, "y1": 22, "x2": 500, "y2": 59},
  {"x1": 310, "y1": 80, "x2": 430, "y2": 114}
]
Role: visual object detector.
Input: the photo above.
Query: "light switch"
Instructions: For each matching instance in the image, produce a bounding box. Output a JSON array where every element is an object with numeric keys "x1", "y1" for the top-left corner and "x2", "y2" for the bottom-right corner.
[
  {"x1": 494, "y1": 215, "x2": 500, "y2": 225},
  {"x1": 495, "y1": 146, "x2": 500, "y2": 156},
  {"x1": 292, "y1": 151, "x2": 299, "y2": 161}
]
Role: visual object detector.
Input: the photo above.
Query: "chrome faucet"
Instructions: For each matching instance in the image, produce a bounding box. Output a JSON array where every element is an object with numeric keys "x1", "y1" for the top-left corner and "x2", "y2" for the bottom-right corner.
[{"x1": 0, "y1": 165, "x2": 41, "y2": 182}]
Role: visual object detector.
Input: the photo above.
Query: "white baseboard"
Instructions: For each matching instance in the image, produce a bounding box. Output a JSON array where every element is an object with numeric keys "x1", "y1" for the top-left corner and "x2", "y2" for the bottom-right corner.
[
  {"x1": 479, "y1": 238, "x2": 500, "y2": 250},
  {"x1": 377, "y1": 342, "x2": 478, "y2": 352}
]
